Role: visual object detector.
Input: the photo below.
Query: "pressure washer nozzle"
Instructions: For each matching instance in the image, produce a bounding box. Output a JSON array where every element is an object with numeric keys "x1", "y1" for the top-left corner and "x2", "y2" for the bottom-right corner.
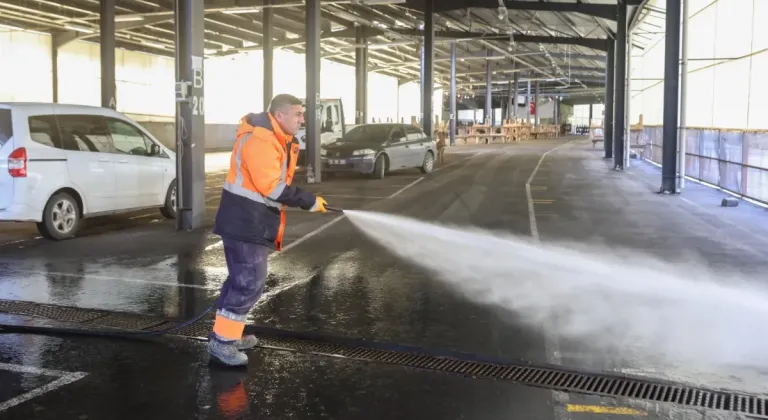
[{"x1": 326, "y1": 206, "x2": 344, "y2": 213}]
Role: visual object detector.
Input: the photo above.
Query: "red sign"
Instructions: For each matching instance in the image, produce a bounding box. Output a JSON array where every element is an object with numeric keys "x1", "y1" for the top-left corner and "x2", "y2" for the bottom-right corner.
[{"x1": 529, "y1": 100, "x2": 536, "y2": 116}]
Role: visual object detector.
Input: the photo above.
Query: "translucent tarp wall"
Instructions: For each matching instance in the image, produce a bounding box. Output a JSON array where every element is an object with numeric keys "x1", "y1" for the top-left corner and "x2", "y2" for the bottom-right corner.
[
  {"x1": 631, "y1": 0, "x2": 768, "y2": 203},
  {"x1": 0, "y1": 29, "x2": 402, "y2": 126},
  {"x1": 630, "y1": 0, "x2": 768, "y2": 129}
]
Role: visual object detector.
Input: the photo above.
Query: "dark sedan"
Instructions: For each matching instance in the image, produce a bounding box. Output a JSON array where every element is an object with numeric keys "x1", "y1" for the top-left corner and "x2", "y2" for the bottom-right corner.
[{"x1": 320, "y1": 123, "x2": 437, "y2": 179}]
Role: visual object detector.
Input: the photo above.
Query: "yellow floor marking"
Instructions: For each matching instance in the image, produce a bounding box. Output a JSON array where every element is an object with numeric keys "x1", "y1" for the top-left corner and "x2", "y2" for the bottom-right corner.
[{"x1": 566, "y1": 404, "x2": 646, "y2": 416}]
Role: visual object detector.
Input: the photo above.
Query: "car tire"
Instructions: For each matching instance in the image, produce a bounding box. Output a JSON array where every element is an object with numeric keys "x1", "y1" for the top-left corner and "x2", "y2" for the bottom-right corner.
[
  {"x1": 372, "y1": 154, "x2": 386, "y2": 179},
  {"x1": 160, "y1": 180, "x2": 177, "y2": 219},
  {"x1": 419, "y1": 151, "x2": 435, "y2": 174},
  {"x1": 37, "y1": 192, "x2": 81, "y2": 241}
]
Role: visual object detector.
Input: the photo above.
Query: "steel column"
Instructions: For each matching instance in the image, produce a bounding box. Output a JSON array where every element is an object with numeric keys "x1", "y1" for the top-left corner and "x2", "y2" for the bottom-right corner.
[
  {"x1": 306, "y1": 0, "x2": 322, "y2": 182},
  {"x1": 660, "y1": 0, "x2": 681, "y2": 193},
  {"x1": 174, "y1": 0, "x2": 206, "y2": 230},
  {"x1": 485, "y1": 50, "x2": 492, "y2": 124},
  {"x1": 262, "y1": 0, "x2": 273, "y2": 109},
  {"x1": 678, "y1": 0, "x2": 689, "y2": 190},
  {"x1": 100, "y1": 0, "x2": 116, "y2": 109},
  {"x1": 507, "y1": 81, "x2": 513, "y2": 120},
  {"x1": 450, "y1": 41, "x2": 456, "y2": 146},
  {"x1": 513, "y1": 70, "x2": 519, "y2": 118},
  {"x1": 604, "y1": 39, "x2": 615, "y2": 159},
  {"x1": 355, "y1": 25, "x2": 368, "y2": 125},
  {"x1": 534, "y1": 81, "x2": 540, "y2": 126},
  {"x1": 51, "y1": 38, "x2": 58, "y2": 103},
  {"x1": 422, "y1": 0, "x2": 434, "y2": 136},
  {"x1": 613, "y1": 0, "x2": 627, "y2": 170},
  {"x1": 526, "y1": 80, "x2": 531, "y2": 122}
]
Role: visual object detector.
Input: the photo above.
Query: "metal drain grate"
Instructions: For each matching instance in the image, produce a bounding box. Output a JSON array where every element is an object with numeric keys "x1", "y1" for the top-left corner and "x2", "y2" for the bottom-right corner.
[{"x1": 1, "y1": 299, "x2": 766, "y2": 418}]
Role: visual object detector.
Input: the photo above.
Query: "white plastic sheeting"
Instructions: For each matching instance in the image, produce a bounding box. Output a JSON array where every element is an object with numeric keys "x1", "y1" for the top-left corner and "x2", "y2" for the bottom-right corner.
[
  {"x1": 0, "y1": 29, "x2": 428, "y2": 125},
  {"x1": 630, "y1": 0, "x2": 767, "y2": 130}
]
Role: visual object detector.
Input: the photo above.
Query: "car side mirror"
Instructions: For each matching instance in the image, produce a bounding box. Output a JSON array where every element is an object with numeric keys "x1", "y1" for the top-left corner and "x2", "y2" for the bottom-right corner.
[{"x1": 150, "y1": 143, "x2": 161, "y2": 156}]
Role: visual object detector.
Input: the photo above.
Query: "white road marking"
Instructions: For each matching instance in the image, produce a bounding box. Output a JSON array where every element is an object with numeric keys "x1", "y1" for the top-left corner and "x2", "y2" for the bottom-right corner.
[
  {"x1": 1, "y1": 269, "x2": 217, "y2": 290},
  {"x1": 525, "y1": 140, "x2": 575, "y2": 241},
  {"x1": 523, "y1": 140, "x2": 575, "y2": 420},
  {"x1": 0, "y1": 363, "x2": 88, "y2": 413},
  {"x1": 0, "y1": 237, "x2": 42, "y2": 246},
  {"x1": 386, "y1": 177, "x2": 424, "y2": 199}
]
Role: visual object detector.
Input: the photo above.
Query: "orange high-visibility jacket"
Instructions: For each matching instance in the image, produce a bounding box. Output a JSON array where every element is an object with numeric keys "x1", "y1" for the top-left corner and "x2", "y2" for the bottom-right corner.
[{"x1": 213, "y1": 112, "x2": 316, "y2": 250}]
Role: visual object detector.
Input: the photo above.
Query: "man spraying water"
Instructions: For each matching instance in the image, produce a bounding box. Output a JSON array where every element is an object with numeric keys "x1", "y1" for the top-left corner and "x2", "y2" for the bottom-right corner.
[{"x1": 209, "y1": 94, "x2": 329, "y2": 367}]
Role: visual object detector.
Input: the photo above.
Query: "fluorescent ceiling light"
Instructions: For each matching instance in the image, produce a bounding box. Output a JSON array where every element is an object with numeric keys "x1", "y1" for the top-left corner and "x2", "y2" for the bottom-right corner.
[
  {"x1": 64, "y1": 25, "x2": 94, "y2": 33},
  {"x1": 141, "y1": 40, "x2": 166, "y2": 49},
  {"x1": 223, "y1": 8, "x2": 260, "y2": 14},
  {"x1": 115, "y1": 15, "x2": 145, "y2": 22}
]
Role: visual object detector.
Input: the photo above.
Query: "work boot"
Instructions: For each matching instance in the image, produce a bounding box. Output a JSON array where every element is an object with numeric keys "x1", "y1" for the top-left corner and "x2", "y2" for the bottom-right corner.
[
  {"x1": 208, "y1": 339, "x2": 248, "y2": 367},
  {"x1": 235, "y1": 334, "x2": 259, "y2": 350}
]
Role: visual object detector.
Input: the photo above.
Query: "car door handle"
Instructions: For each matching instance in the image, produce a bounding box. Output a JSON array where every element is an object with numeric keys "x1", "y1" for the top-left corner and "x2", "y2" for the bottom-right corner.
[
  {"x1": 98, "y1": 158, "x2": 110, "y2": 162},
  {"x1": 117, "y1": 159, "x2": 129, "y2": 164}
]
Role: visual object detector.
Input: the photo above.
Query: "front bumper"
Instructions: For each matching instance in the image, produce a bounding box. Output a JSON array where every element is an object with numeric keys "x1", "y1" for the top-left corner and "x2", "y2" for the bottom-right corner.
[{"x1": 321, "y1": 155, "x2": 376, "y2": 174}]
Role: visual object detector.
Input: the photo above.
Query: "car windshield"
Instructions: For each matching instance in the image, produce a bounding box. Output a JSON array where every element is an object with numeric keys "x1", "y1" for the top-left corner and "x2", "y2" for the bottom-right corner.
[{"x1": 338, "y1": 125, "x2": 392, "y2": 143}]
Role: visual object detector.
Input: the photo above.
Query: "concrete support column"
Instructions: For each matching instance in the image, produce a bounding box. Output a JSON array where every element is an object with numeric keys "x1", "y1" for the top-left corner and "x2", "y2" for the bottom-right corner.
[
  {"x1": 660, "y1": 0, "x2": 681, "y2": 193},
  {"x1": 100, "y1": 0, "x2": 116, "y2": 109},
  {"x1": 449, "y1": 41, "x2": 456, "y2": 146},
  {"x1": 534, "y1": 81, "x2": 540, "y2": 126},
  {"x1": 589, "y1": 103, "x2": 593, "y2": 125},
  {"x1": 485, "y1": 50, "x2": 492, "y2": 124},
  {"x1": 355, "y1": 25, "x2": 368, "y2": 125},
  {"x1": 262, "y1": 0, "x2": 273, "y2": 109},
  {"x1": 613, "y1": 0, "x2": 627, "y2": 170},
  {"x1": 604, "y1": 39, "x2": 615, "y2": 159},
  {"x1": 422, "y1": 0, "x2": 434, "y2": 136},
  {"x1": 306, "y1": 0, "x2": 322, "y2": 182},
  {"x1": 174, "y1": 0, "x2": 206, "y2": 230}
]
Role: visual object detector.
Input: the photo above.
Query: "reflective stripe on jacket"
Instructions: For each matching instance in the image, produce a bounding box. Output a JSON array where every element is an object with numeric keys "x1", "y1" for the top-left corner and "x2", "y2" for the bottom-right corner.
[{"x1": 213, "y1": 112, "x2": 316, "y2": 250}]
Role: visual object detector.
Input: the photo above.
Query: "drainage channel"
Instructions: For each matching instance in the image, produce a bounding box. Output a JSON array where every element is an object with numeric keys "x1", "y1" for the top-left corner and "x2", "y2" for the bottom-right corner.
[{"x1": 1, "y1": 299, "x2": 767, "y2": 419}]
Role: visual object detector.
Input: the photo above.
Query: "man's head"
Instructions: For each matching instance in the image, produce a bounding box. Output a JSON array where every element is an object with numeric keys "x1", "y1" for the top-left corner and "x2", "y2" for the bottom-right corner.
[{"x1": 268, "y1": 94, "x2": 304, "y2": 136}]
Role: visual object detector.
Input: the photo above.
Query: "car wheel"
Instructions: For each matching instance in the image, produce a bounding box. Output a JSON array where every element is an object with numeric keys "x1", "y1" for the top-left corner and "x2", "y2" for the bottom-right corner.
[
  {"x1": 419, "y1": 151, "x2": 435, "y2": 174},
  {"x1": 160, "y1": 180, "x2": 177, "y2": 219},
  {"x1": 372, "y1": 154, "x2": 386, "y2": 179},
  {"x1": 37, "y1": 192, "x2": 81, "y2": 240}
]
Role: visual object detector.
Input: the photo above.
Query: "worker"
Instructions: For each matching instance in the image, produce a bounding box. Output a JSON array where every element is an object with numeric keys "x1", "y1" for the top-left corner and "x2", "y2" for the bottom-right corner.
[{"x1": 208, "y1": 93, "x2": 328, "y2": 367}]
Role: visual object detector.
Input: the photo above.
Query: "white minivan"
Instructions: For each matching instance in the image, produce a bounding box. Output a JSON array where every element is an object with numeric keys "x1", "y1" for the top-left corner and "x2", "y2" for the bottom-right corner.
[{"x1": 0, "y1": 102, "x2": 177, "y2": 240}]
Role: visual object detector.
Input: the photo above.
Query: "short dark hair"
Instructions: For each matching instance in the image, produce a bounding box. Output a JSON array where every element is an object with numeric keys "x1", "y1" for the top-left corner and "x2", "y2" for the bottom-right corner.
[{"x1": 268, "y1": 94, "x2": 302, "y2": 115}]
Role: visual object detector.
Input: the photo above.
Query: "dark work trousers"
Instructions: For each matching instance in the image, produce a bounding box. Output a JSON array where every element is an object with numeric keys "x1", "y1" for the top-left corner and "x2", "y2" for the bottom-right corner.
[{"x1": 215, "y1": 237, "x2": 270, "y2": 319}]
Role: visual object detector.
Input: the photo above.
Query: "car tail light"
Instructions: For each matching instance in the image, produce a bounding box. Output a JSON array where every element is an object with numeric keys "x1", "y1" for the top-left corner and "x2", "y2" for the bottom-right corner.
[{"x1": 8, "y1": 147, "x2": 27, "y2": 178}]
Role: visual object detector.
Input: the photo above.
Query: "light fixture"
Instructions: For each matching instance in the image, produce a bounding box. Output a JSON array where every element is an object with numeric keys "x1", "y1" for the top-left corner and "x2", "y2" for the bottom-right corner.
[
  {"x1": 115, "y1": 15, "x2": 145, "y2": 22},
  {"x1": 64, "y1": 25, "x2": 94, "y2": 33},
  {"x1": 0, "y1": 23, "x2": 23, "y2": 31},
  {"x1": 223, "y1": 7, "x2": 260, "y2": 14}
]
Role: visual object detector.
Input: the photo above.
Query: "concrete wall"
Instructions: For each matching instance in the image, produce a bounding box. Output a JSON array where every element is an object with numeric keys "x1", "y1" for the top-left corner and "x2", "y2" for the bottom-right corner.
[
  {"x1": 629, "y1": 0, "x2": 768, "y2": 130},
  {"x1": 0, "y1": 25, "x2": 442, "y2": 151}
]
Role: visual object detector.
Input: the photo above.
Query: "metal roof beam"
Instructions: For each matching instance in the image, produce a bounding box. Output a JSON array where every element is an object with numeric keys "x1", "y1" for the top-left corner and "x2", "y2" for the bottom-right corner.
[
  {"x1": 386, "y1": 28, "x2": 608, "y2": 51},
  {"x1": 409, "y1": 0, "x2": 644, "y2": 20}
]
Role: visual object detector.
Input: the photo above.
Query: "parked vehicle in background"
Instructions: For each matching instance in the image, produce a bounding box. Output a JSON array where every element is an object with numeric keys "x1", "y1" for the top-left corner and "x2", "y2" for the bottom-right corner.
[
  {"x1": 295, "y1": 98, "x2": 347, "y2": 165},
  {"x1": 320, "y1": 123, "x2": 436, "y2": 179},
  {"x1": 0, "y1": 102, "x2": 177, "y2": 240}
]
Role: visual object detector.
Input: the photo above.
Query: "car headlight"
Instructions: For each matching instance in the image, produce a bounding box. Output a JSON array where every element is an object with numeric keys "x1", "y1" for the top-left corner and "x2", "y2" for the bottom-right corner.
[{"x1": 352, "y1": 149, "x2": 375, "y2": 156}]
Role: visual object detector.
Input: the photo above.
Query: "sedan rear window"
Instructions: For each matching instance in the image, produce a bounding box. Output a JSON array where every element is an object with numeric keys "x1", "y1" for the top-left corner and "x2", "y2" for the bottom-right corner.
[{"x1": 0, "y1": 109, "x2": 12, "y2": 147}]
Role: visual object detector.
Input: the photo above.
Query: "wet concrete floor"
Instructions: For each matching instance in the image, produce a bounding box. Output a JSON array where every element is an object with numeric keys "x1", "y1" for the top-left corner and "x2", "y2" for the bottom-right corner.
[{"x1": 0, "y1": 139, "x2": 767, "y2": 419}]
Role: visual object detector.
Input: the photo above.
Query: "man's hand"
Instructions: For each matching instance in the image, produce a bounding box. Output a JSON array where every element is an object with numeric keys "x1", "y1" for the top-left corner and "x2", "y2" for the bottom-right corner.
[{"x1": 310, "y1": 196, "x2": 328, "y2": 213}]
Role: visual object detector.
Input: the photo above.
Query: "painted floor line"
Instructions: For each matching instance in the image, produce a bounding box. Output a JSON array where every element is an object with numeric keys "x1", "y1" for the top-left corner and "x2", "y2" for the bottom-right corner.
[
  {"x1": 1, "y1": 269, "x2": 217, "y2": 290},
  {"x1": 566, "y1": 404, "x2": 646, "y2": 415},
  {"x1": 0, "y1": 237, "x2": 42, "y2": 246},
  {"x1": 525, "y1": 139, "x2": 576, "y2": 241},
  {"x1": 386, "y1": 177, "x2": 424, "y2": 199},
  {"x1": 0, "y1": 363, "x2": 88, "y2": 413}
]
